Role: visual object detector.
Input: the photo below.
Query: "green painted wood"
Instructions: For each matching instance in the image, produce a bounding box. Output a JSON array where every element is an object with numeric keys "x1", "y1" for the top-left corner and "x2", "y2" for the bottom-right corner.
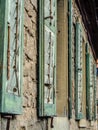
[
  {"x1": 68, "y1": 0, "x2": 73, "y2": 118},
  {"x1": 39, "y1": 0, "x2": 44, "y2": 116},
  {"x1": 94, "y1": 65, "x2": 97, "y2": 120},
  {"x1": 86, "y1": 43, "x2": 94, "y2": 120},
  {"x1": 39, "y1": 0, "x2": 57, "y2": 117},
  {"x1": 75, "y1": 22, "x2": 84, "y2": 120},
  {"x1": 0, "y1": 0, "x2": 6, "y2": 95},
  {"x1": 0, "y1": 0, "x2": 6, "y2": 111},
  {"x1": 86, "y1": 44, "x2": 90, "y2": 120},
  {"x1": 97, "y1": 100, "x2": 98, "y2": 105},
  {"x1": 0, "y1": 0, "x2": 24, "y2": 114}
]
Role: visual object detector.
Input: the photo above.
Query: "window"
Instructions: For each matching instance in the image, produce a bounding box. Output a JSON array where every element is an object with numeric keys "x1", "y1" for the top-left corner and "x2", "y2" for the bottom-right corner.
[{"x1": 0, "y1": 0, "x2": 24, "y2": 114}]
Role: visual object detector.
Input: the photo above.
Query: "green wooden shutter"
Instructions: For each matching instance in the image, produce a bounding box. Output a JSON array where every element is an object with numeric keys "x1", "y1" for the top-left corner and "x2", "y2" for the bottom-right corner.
[
  {"x1": 0, "y1": 0, "x2": 6, "y2": 90},
  {"x1": 0, "y1": 0, "x2": 24, "y2": 114},
  {"x1": 39, "y1": 0, "x2": 57, "y2": 116},
  {"x1": 86, "y1": 44, "x2": 94, "y2": 120},
  {"x1": 75, "y1": 22, "x2": 84, "y2": 120},
  {"x1": 68, "y1": 0, "x2": 73, "y2": 118},
  {"x1": 94, "y1": 65, "x2": 97, "y2": 120}
]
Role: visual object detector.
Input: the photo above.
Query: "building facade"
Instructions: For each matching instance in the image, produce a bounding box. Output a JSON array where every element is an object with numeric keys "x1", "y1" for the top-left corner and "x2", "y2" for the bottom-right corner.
[{"x1": 0, "y1": 0, "x2": 97, "y2": 130}]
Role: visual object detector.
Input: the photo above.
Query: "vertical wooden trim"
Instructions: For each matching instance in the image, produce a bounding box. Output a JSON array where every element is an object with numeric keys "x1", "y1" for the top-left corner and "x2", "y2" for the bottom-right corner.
[
  {"x1": 86, "y1": 51, "x2": 90, "y2": 120},
  {"x1": 39, "y1": 0, "x2": 44, "y2": 116},
  {"x1": 0, "y1": 0, "x2": 7, "y2": 112},
  {"x1": 82, "y1": 41, "x2": 86, "y2": 117},
  {"x1": 75, "y1": 23, "x2": 84, "y2": 120},
  {"x1": 75, "y1": 23, "x2": 79, "y2": 119},
  {"x1": 20, "y1": 0, "x2": 24, "y2": 109},
  {"x1": 86, "y1": 43, "x2": 92, "y2": 120},
  {"x1": 94, "y1": 64, "x2": 97, "y2": 120}
]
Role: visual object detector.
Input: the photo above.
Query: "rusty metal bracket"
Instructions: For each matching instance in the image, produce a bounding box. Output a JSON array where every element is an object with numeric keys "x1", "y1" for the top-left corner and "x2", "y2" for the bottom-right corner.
[
  {"x1": 1, "y1": 114, "x2": 15, "y2": 130},
  {"x1": 44, "y1": 16, "x2": 53, "y2": 20},
  {"x1": 50, "y1": 117, "x2": 54, "y2": 128},
  {"x1": 7, "y1": 24, "x2": 10, "y2": 80},
  {"x1": 6, "y1": 118, "x2": 10, "y2": 130}
]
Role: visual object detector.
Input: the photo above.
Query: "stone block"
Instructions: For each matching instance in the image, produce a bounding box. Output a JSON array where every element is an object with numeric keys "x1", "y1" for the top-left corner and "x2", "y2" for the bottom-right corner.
[
  {"x1": 79, "y1": 119, "x2": 87, "y2": 128},
  {"x1": 48, "y1": 117, "x2": 69, "y2": 130}
]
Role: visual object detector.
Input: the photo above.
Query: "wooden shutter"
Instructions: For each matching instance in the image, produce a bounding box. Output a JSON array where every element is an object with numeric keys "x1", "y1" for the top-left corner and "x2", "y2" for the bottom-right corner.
[
  {"x1": 39, "y1": 0, "x2": 57, "y2": 116},
  {"x1": 86, "y1": 44, "x2": 94, "y2": 120},
  {"x1": 0, "y1": 0, "x2": 24, "y2": 114},
  {"x1": 94, "y1": 64, "x2": 97, "y2": 120},
  {"x1": 75, "y1": 22, "x2": 84, "y2": 119},
  {"x1": 68, "y1": 0, "x2": 73, "y2": 118},
  {"x1": 0, "y1": 0, "x2": 6, "y2": 90}
]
